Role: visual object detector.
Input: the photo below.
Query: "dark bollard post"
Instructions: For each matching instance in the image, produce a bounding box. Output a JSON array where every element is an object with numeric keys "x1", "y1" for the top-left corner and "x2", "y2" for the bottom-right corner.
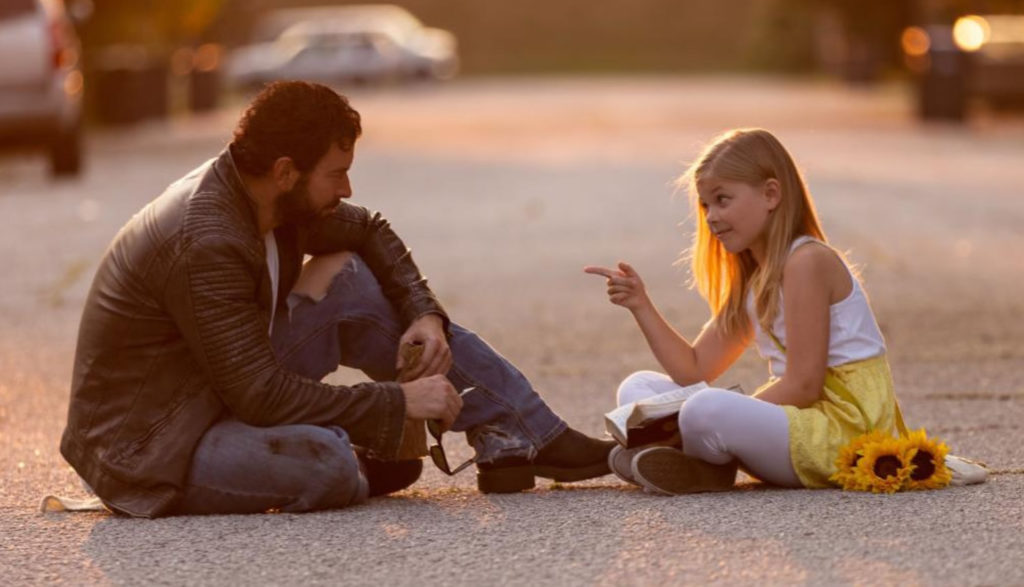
[
  {"x1": 916, "y1": 25, "x2": 968, "y2": 121},
  {"x1": 92, "y1": 45, "x2": 145, "y2": 125},
  {"x1": 189, "y1": 44, "x2": 223, "y2": 113},
  {"x1": 140, "y1": 57, "x2": 170, "y2": 121},
  {"x1": 90, "y1": 45, "x2": 170, "y2": 125}
]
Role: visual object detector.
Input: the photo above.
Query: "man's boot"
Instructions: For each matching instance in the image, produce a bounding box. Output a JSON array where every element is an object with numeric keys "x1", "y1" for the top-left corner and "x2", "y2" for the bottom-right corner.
[
  {"x1": 476, "y1": 428, "x2": 615, "y2": 493},
  {"x1": 360, "y1": 456, "x2": 424, "y2": 497}
]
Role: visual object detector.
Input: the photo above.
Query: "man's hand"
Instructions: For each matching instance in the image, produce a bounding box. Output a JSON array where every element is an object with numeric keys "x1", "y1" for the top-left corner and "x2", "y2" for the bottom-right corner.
[
  {"x1": 397, "y1": 313, "x2": 451, "y2": 380},
  {"x1": 584, "y1": 262, "x2": 652, "y2": 312},
  {"x1": 401, "y1": 374, "x2": 462, "y2": 431}
]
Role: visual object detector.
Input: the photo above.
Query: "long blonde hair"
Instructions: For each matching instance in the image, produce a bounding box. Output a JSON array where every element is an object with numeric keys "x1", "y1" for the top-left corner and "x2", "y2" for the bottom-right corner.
[{"x1": 681, "y1": 128, "x2": 826, "y2": 337}]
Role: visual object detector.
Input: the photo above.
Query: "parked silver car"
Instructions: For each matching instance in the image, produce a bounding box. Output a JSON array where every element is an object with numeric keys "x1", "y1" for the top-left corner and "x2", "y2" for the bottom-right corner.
[
  {"x1": 226, "y1": 4, "x2": 458, "y2": 89},
  {"x1": 0, "y1": 0, "x2": 84, "y2": 177}
]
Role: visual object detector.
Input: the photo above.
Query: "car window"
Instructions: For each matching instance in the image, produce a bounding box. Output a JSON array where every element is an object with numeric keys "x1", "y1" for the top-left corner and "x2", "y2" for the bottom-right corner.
[{"x1": 0, "y1": 0, "x2": 37, "y2": 20}]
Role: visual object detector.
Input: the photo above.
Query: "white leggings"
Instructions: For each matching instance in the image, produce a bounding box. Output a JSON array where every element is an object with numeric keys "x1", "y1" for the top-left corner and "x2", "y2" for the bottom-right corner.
[{"x1": 617, "y1": 371, "x2": 803, "y2": 487}]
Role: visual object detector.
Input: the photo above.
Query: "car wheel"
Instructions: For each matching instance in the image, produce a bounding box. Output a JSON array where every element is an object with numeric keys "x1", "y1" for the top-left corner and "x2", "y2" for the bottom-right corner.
[{"x1": 49, "y1": 123, "x2": 83, "y2": 178}]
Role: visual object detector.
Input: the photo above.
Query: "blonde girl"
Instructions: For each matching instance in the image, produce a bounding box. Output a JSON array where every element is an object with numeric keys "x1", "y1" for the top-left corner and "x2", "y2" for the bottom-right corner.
[{"x1": 585, "y1": 128, "x2": 901, "y2": 494}]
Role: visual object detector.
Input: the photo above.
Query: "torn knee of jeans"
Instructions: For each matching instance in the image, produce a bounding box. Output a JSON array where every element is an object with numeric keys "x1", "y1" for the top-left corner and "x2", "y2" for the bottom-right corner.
[
  {"x1": 286, "y1": 257, "x2": 359, "y2": 319},
  {"x1": 468, "y1": 422, "x2": 537, "y2": 464},
  {"x1": 290, "y1": 252, "x2": 359, "y2": 303}
]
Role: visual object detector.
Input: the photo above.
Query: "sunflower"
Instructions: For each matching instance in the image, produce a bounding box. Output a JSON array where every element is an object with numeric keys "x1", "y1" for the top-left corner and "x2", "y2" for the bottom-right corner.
[
  {"x1": 851, "y1": 435, "x2": 913, "y2": 494},
  {"x1": 831, "y1": 430, "x2": 895, "y2": 491},
  {"x1": 901, "y1": 428, "x2": 952, "y2": 490}
]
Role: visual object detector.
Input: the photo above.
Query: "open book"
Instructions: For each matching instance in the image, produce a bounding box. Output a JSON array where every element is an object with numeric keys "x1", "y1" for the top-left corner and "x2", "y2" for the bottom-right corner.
[
  {"x1": 604, "y1": 382, "x2": 744, "y2": 447},
  {"x1": 604, "y1": 381, "x2": 708, "y2": 447}
]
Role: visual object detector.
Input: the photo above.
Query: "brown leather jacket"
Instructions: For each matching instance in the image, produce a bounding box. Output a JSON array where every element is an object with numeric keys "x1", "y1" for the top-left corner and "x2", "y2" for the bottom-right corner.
[{"x1": 60, "y1": 148, "x2": 448, "y2": 517}]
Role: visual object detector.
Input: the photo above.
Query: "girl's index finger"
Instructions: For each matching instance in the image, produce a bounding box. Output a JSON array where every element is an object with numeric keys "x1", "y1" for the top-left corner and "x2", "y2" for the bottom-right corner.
[{"x1": 583, "y1": 266, "x2": 620, "y2": 279}]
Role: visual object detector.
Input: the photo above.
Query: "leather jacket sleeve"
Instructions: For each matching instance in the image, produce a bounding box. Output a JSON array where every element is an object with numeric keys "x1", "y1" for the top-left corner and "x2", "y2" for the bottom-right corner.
[
  {"x1": 164, "y1": 232, "x2": 406, "y2": 459},
  {"x1": 303, "y1": 202, "x2": 450, "y2": 332}
]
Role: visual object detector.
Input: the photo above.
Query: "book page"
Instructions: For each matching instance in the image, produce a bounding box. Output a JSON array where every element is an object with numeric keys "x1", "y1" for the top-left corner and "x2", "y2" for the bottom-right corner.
[{"x1": 630, "y1": 382, "x2": 708, "y2": 424}]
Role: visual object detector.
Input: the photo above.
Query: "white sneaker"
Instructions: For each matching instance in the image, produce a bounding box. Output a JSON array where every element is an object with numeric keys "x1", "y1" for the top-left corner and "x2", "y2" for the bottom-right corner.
[
  {"x1": 608, "y1": 445, "x2": 642, "y2": 485},
  {"x1": 630, "y1": 446, "x2": 737, "y2": 496},
  {"x1": 946, "y1": 454, "x2": 988, "y2": 486}
]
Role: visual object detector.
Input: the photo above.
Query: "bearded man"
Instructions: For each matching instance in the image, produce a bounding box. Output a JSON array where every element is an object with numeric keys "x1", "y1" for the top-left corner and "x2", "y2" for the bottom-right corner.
[{"x1": 61, "y1": 81, "x2": 612, "y2": 517}]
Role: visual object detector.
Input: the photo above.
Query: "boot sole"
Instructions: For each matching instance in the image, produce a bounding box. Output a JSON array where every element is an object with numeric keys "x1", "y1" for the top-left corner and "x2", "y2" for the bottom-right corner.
[
  {"x1": 631, "y1": 447, "x2": 737, "y2": 495},
  {"x1": 477, "y1": 460, "x2": 612, "y2": 493},
  {"x1": 535, "y1": 460, "x2": 611, "y2": 482},
  {"x1": 477, "y1": 464, "x2": 535, "y2": 494}
]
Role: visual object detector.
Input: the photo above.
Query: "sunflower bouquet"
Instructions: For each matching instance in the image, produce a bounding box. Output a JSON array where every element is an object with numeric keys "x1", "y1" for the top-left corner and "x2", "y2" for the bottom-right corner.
[{"x1": 830, "y1": 429, "x2": 952, "y2": 493}]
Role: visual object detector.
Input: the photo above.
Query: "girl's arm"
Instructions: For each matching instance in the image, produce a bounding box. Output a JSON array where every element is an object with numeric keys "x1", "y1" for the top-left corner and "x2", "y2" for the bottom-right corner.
[
  {"x1": 585, "y1": 262, "x2": 748, "y2": 385},
  {"x1": 753, "y1": 243, "x2": 849, "y2": 408}
]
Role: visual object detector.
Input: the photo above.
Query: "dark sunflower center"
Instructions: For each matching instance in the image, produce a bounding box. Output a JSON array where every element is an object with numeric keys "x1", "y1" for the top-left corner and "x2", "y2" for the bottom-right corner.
[
  {"x1": 873, "y1": 455, "x2": 902, "y2": 479},
  {"x1": 910, "y1": 451, "x2": 936, "y2": 481}
]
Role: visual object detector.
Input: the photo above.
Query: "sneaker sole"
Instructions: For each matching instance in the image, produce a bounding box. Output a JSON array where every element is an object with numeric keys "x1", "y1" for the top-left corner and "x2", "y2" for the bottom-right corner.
[
  {"x1": 609, "y1": 445, "x2": 638, "y2": 485},
  {"x1": 631, "y1": 447, "x2": 737, "y2": 496}
]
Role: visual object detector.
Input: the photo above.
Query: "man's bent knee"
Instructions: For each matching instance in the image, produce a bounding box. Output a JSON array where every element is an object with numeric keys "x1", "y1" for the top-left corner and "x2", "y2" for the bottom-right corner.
[
  {"x1": 364, "y1": 458, "x2": 423, "y2": 497},
  {"x1": 291, "y1": 251, "x2": 357, "y2": 302},
  {"x1": 286, "y1": 426, "x2": 368, "y2": 512}
]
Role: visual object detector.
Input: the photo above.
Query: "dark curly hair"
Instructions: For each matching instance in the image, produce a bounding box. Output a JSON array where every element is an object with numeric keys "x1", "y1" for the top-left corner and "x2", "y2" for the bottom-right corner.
[{"x1": 231, "y1": 81, "x2": 362, "y2": 176}]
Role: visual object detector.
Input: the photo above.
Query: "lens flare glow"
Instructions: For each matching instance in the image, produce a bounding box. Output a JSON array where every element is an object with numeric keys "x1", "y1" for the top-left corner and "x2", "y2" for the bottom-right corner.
[
  {"x1": 901, "y1": 26, "x2": 931, "y2": 57},
  {"x1": 954, "y1": 15, "x2": 990, "y2": 52}
]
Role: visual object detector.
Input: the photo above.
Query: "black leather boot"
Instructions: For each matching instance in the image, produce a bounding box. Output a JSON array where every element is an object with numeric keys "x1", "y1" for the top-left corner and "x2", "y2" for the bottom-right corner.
[
  {"x1": 361, "y1": 457, "x2": 424, "y2": 497},
  {"x1": 476, "y1": 428, "x2": 615, "y2": 494}
]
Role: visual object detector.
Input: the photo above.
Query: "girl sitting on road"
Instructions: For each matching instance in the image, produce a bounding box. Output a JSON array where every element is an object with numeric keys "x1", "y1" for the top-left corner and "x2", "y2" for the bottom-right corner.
[{"x1": 585, "y1": 128, "x2": 981, "y2": 495}]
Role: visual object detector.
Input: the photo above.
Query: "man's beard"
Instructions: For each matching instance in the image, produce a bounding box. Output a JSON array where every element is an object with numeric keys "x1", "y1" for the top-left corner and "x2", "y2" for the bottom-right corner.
[{"x1": 275, "y1": 175, "x2": 322, "y2": 228}]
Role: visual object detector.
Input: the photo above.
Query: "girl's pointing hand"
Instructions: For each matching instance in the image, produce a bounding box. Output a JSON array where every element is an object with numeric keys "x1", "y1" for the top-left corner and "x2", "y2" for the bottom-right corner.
[{"x1": 584, "y1": 262, "x2": 651, "y2": 311}]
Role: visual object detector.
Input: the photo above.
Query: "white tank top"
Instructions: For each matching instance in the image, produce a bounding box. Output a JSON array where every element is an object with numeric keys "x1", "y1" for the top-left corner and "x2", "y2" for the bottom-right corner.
[{"x1": 748, "y1": 235, "x2": 886, "y2": 377}]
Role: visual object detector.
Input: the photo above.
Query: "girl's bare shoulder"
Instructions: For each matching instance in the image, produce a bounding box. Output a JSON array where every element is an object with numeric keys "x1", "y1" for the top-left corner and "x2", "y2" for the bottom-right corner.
[{"x1": 783, "y1": 240, "x2": 852, "y2": 303}]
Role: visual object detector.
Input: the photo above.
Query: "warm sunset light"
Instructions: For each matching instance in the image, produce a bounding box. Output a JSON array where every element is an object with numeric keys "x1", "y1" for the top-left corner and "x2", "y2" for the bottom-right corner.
[
  {"x1": 953, "y1": 15, "x2": 991, "y2": 52},
  {"x1": 2, "y1": 2, "x2": 1022, "y2": 582},
  {"x1": 901, "y1": 26, "x2": 931, "y2": 57}
]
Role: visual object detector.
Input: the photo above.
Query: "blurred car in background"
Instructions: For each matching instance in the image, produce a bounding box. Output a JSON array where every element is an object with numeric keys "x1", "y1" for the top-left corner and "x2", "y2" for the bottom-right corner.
[
  {"x1": 902, "y1": 14, "x2": 1024, "y2": 120},
  {"x1": 226, "y1": 4, "x2": 458, "y2": 89},
  {"x1": 0, "y1": 0, "x2": 83, "y2": 177}
]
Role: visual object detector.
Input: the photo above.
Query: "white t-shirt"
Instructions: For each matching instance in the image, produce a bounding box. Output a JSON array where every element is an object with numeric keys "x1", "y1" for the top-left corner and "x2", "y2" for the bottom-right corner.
[
  {"x1": 264, "y1": 232, "x2": 279, "y2": 335},
  {"x1": 748, "y1": 235, "x2": 886, "y2": 377}
]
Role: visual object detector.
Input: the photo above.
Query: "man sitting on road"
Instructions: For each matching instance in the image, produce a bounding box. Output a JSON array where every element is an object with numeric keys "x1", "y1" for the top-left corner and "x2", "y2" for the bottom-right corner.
[{"x1": 61, "y1": 81, "x2": 613, "y2": 517}]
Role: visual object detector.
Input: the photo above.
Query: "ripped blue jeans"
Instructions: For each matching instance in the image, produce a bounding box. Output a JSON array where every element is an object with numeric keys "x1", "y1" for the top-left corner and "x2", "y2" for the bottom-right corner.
[
  {"x1": 275, "y1": 255, "x2": 566, "y2": 460},
  {"x1": 172, "y1": 255, "x2": 565, "y2": 515}
]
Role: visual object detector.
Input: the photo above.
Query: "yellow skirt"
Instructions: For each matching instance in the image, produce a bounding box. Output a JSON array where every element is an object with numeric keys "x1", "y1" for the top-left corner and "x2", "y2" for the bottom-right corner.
[{"x1": 765, "y1": 355, "x2": 902, "y2": 488}]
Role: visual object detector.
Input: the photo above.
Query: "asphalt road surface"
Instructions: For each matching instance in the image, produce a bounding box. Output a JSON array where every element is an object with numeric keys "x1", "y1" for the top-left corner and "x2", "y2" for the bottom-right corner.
[{"x1": 1, "y1": 76, "x2": 1023, "y2": 585}]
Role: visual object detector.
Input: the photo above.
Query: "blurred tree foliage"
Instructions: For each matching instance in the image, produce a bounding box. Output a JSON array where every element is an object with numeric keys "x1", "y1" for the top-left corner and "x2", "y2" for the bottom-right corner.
[
  {"x1": 914, "y1": 0, "x2": 1024, "y2": 22},
  {"x1": 74, "y1": 0, "x2": 1024, "y2": 73},
  {"x1": 79, "y1": 0, "x2": 225, "y2": 51},
  {"x1": 212, "y1": 0, "x2": 805, "y2": 73},
  {"x1": 791, "y1": 0, "x2": 1024, "y2": 80}
]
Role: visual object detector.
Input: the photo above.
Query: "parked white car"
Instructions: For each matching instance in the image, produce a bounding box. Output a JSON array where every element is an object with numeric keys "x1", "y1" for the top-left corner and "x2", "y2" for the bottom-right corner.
[
  {"x1": 226, "y1": 4, "x2": 458, "y2": 88},
  {"x1": 0, "y1": 0, "x2": 84, "y2": 177}
]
